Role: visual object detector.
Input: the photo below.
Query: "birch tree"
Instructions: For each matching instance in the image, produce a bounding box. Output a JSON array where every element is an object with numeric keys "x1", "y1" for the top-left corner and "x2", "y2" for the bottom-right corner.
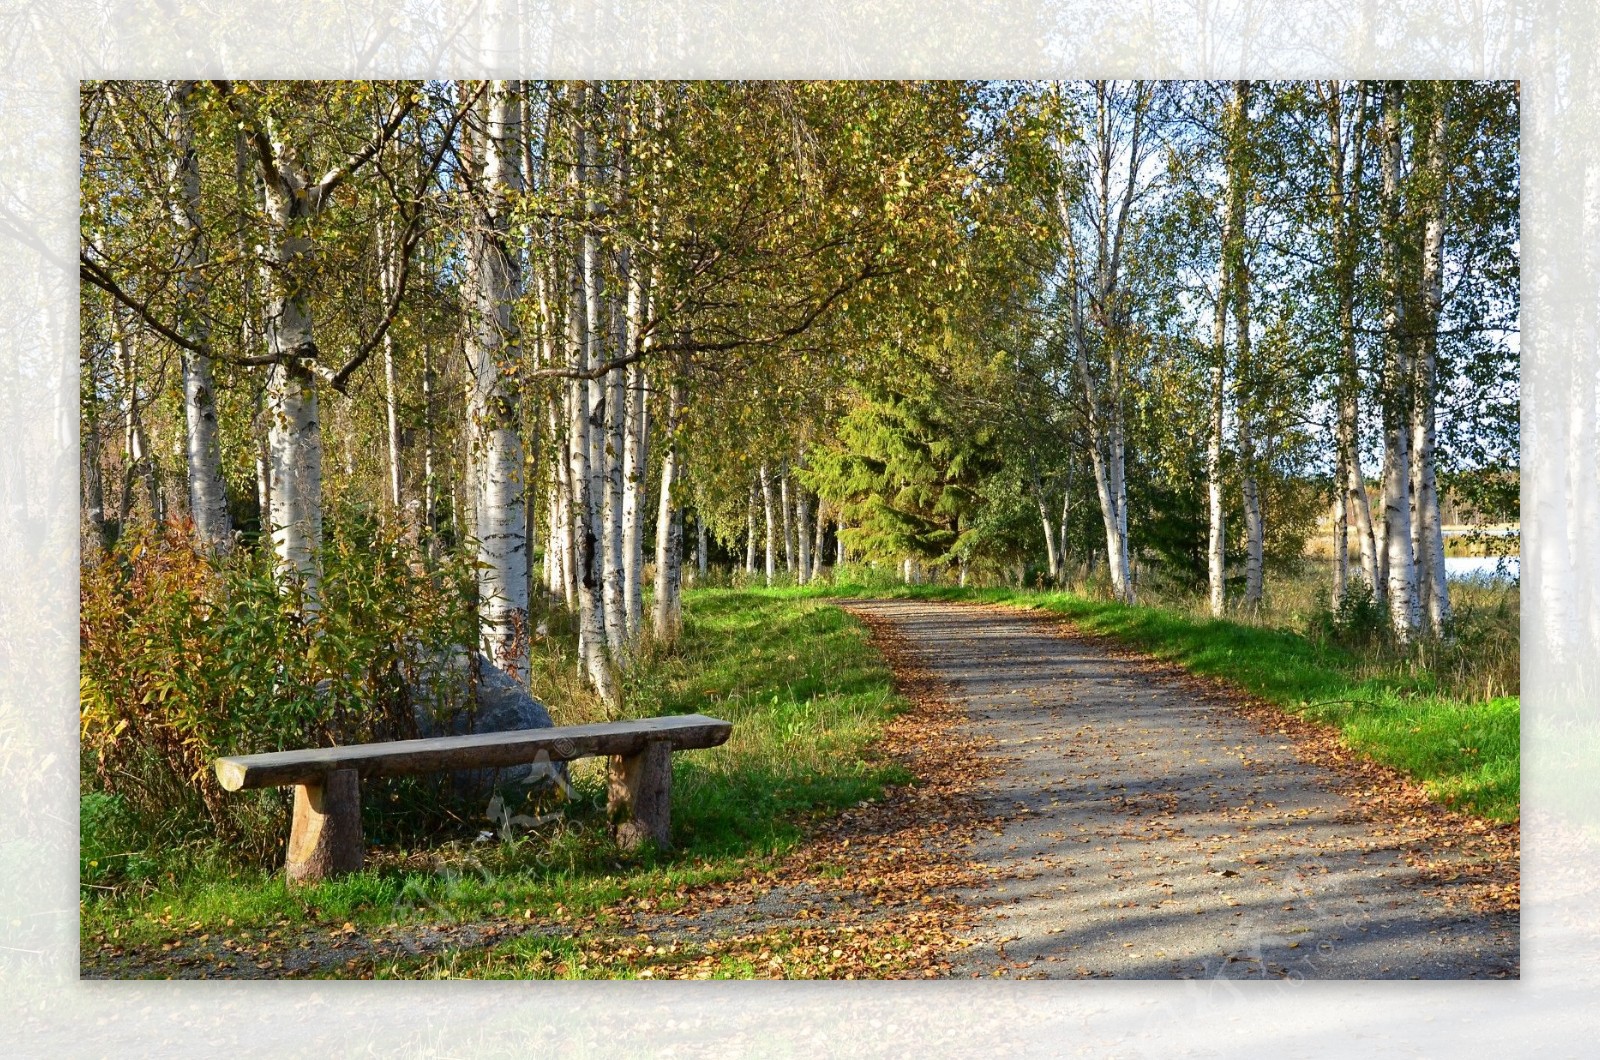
[
  {"x1": 1377, "y1": 80, "x2": 1421, "y2": 640},
  {"x1": 1319, "y1": 79, "x2": 1382, "y2": 608},
  {"x1": 1050, "y1": 80, "x2": 1160, "y2": 605},
  {"x1": 462, "y1": 79, "x2": 531, "y2": 678}
]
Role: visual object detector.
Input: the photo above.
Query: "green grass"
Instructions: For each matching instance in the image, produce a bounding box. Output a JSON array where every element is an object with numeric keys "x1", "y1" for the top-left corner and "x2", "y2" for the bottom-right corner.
[
  {"x1": 80, "y1": 591, "x2": 912, "y2": 958},
  {"x1": 82, "y1": 572, "x2": 1518, "y2": 976},
  {"x1": 764, "y1": 577, "x2": 1519, "y2": 823}
]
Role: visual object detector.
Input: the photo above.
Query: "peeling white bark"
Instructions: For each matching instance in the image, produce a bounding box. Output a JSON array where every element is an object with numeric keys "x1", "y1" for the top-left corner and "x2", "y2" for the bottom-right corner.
[
  {"x1": 760, "y1": 463, "x2": 777, "y2": 585},
  {"x1": 653, "y1": 374, "x2": 687, "y2": 642},
  {"x1": 465, "y1": 80, "x2": 530, "y2": 680},
  {"x1": 166, "y1": 80, "x2": 231, "y2": 552},
  {"x1": 1378, "y1": 81, "x2": 1420, "y2": 641}
]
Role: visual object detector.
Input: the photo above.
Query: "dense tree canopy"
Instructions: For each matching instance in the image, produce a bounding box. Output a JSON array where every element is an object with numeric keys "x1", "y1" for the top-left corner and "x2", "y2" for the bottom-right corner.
[{"x1": 81, "y1": 78, "x2": 1520, "y2": 709}]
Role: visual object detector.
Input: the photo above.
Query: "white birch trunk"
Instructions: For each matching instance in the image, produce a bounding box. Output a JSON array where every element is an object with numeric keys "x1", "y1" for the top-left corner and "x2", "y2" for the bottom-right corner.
[
  {"x1": 621, "y1": 329, "x2": 648, "y2": 642},
  {"x1": 1207, "y1": 260, "x2": 1228, "y2": 617},
  {"x1": 760, "y1": 463, "x2": 777, "y2": 585},
  {"x1": 812, "y1": 499, "x2": 827, "y2": 579},
  {"x1": 466, "y1": 80, "x2": 530, "y2": 680},
  {"x1": 1034, "y1": 482, "x2": 1060, "y2": 585},
  {"x1": 166, "y1": 80, "x2": 232, "y2": 552},
  {"x1": 780, "y1": 467, "x2": 796, "y2": 575},
  {"x1": 796, "y1": 484, "x2": 812, "y2": 584},
  {"x1": 568, "y1": 84, "x2": 618, "y2": 703},
  {"x1": 257, "y1": 173, "x2": 323, "y2": 603},
  {"x1": 697, "y1": 510, "x2": 709, "y2": 581},
  {"x1": 422, "y1": 343, "x2": 437, "y2": 551},
  {"x1": 745, "y1": 479, "x2": 758, "y2": 574},
  {"x1": 379, "y1": 221, "x2": 404, "y2": 515},
  {"x1": 601, "y1": 311, "x2": 627, "y2": 659},
  {"x1": 653, "y1": 374, "x2": 687, "y2": 642},
  {"x1": 1412, "y1": 87, "x2": 1452, "y2": 635},
  {"x1": 1379, "y1": 81, "x2": 1420, "y2": 641},
  {"x1": 82, "y1": 389, "x2": 108, "y2": 553}
]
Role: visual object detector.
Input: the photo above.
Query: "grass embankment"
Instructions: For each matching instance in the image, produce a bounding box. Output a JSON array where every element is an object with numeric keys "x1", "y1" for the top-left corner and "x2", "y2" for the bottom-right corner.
[
  {"x1": 81, "y1": 591, "x2": 913, "y2": 976},
  {"x1": 764, "y1": 577, "x2": 1519, "y2": 824}
]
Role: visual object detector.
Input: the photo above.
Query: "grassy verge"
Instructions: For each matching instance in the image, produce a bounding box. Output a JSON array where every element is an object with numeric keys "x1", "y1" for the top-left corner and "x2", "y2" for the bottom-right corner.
[
  {"x1": 761, "y1": 579, "x2": 1519, "y2": 824},
  {"x1": 80, "y1": 591, "x2": 912, "y2": 967}
]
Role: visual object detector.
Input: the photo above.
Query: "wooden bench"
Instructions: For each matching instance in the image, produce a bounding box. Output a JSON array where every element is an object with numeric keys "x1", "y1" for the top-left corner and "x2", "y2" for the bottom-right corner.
[{"x1": 214, "y1": 713, "x2": 733, "y2": 884}]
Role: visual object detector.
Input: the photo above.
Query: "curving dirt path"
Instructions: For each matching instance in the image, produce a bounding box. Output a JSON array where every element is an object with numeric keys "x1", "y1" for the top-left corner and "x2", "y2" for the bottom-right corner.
[{"x1": 846, "y1": 598, "x2": 1519, "y2": 980}]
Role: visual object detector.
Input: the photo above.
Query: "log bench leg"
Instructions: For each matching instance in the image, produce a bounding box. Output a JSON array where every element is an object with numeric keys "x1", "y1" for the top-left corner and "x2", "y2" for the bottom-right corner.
[
  {"x1": 286, "y1": 768, "x2": 364, "y2": 885},
  {"x1": 608, "y1": 740, "x2": 672, "y2": 851}
]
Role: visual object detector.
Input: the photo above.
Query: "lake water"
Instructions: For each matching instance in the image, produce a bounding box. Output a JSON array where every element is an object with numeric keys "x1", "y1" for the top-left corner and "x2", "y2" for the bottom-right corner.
[{"x1": 1445, "y1": 555, "x2": 1520, "y2": 583}]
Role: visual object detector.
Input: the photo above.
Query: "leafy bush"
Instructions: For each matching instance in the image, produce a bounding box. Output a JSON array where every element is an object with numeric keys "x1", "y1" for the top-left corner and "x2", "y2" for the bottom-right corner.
[{"x1": 80, "y1": 516, "x2": 482, "y2": 864}]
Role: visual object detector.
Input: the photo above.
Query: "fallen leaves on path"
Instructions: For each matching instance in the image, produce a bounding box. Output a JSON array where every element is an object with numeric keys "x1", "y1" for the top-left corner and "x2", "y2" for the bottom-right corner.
[{"x1": 577, "y1": 606, "x2": 999, "y2": 979}]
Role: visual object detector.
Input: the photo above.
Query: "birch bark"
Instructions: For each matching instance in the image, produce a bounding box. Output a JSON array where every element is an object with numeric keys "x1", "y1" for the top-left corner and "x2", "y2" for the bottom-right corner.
[
  {"x1": 1326, "y1": 81, "x2": 1381, "y2": 605},
  {"x1": 745, "y1": 479, "x2": 758, "y2": 574},
  {"x1": 795, "y1": 483, "x2": 812, "y2": 584},
  {"x1": 165, "y1": 80, "x2": 231, "y2": 552},
  {"x1": 1378, "y1": 81, "x2": 1420, "y2": 640},
  {"x1": 760, "y1": 463, "x2": 777, "y2": 585},
  {"x1": 780, "y1": 467, "x2": 796, "y2": 575},
  {"x1": 1411, "y1": 86, "x2": 1452, "y2": 635},
  {"x1": 652, "y1": 372, "x2": 688, "y2": 642},
  {"x1": 464, "y1": 79, "x2": 531, "y2": 680},
  {"x1": 568, "y1": 83, "x2": 618, "y2": 703}
]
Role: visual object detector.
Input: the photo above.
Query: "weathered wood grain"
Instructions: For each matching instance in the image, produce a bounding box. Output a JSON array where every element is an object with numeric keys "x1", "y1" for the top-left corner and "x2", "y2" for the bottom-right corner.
[
  {"x1": 215, "y1": 713, "x2": 731, "y2": 791},
  {"x1": 608, "y1": 740, "x2": 673, "y2": 851},
  {"x1": 285, "y1": 769, "x2": 363, "y2": 885}
]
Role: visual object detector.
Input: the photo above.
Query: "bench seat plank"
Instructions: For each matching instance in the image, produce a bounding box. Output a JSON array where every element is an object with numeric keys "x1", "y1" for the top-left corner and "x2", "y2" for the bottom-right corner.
[{"x1": 215, "y1": 713, "x2": 732, "y2": 791}]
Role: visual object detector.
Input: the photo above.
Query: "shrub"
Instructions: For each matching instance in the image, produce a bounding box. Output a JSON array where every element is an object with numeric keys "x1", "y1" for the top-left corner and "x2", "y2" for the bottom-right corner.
[{"x1": 80, "y1": 516, "x2": 482, "y2": 864}]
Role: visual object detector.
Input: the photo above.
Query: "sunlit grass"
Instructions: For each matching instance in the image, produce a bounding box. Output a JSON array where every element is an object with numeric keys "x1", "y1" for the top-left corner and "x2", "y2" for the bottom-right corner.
[
  {"x1": 772, "y1": 567, "x2": 1519, "y2": 823},
  {"x1": 80, "y1": 591, "x2": 912, "y2": 958}
]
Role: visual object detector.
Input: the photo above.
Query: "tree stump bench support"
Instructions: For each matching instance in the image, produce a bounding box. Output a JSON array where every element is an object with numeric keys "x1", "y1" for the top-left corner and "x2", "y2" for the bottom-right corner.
[{"x1": 214, "y1": 714, "x2": 732, "y2": 885}]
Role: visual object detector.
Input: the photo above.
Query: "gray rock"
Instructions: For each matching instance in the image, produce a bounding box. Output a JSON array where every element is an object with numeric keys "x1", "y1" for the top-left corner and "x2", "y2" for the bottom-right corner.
[{"x1": 409, "y1": 648, "x2": 567, "y2": 803}]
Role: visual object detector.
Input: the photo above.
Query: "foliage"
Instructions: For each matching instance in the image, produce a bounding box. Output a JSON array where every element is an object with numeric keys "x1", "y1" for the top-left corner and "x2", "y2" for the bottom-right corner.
[
  {"x1": 80, "y1": 518, "x2": 481, "y2": 868},
  {"x1": 81, "y1": 590, "x2": 912, "y2": 963},
  {"x1": 806, "y1": 382, "x2": 999, "y2": 571}
]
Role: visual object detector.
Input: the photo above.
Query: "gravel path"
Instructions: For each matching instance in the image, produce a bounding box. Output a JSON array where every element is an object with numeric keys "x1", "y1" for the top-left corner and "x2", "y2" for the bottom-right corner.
[{"x1": 847, "y1": 599, "x2": 1519, "y2": 980}]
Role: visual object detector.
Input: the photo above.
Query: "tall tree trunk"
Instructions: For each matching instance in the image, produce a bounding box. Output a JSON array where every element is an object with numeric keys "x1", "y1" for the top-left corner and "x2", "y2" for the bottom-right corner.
[
  {"x1": 1207, "y1": 81, "x2": 1249, "y2": 618},
  {"x1": 1378, "y1": 80, "x2": 1420, "y2": 641},
  {"x1": 601, "y1": 108, "x2": 631, "y2": 657},
  {"x1": 1208, "y1": 215, "x2": 1230, "y2": 617},
  {"x1": 256, "y1": 165, "x2": 328, "y2": 605},
  {"x1": 601, "y1": 338, "x2": 626, "y2": 660},
  {"x1": 1411, "y1": 84, "x2": 1452, "y2": 635},
  {"x1": 82, "y1": 383, "x2": 109, "y2": 553},
  {"x1": 379, "y1": 219, "x2": 405, "y2": 516},
  {"x1": 795, "y1": 482, "x2": 812, "y2": 584},
  {"x1": 568, "y1": 82, "x2": 618, "y2": 703},
  {"x1": 111, "y1": 308, "x2": 162, "y2": 530},
  {"x1": 653, "y1": 373, "x2": 688, "y2": 643},
  {"x1": 422, "y1": 342, "x2": 437, "y2": 551},
  {"x1": 1226, "y1": 81, "x2": 1263, "y2": 610},
  {"x1": 621, "y1": 336, "x2": 649, "y2": 643},
  {"x1": 1082, "y1": 413, "x2": 1133, "y2": 605},
  {"x1": 465, "y1": 80, "x2": 531, "y2": 681},
  {"x1": 1030, "y1": 462, "x2": 1061, "y2": 585},
  {"x1": 745, "y1": 478, "x2": 758, "y2": 575},
  {"x1": 780, "y1": 466, "x2": 796, "y2": 575},
  {"x1": 697, "y1": 509, "x2": 709, "y2": 581},
  {"x1": 1327, "y1": 80, "x2": 1381, "y2": 605},
  {"x1": 166, "y1": 80, "x2": 232, "y2": 552},
  {"x1": 760, "y1": 463, "x2": 776, "y2": 586},
  {"x1": 812, "y1": 499, "x2": 828, "y2": 578}
]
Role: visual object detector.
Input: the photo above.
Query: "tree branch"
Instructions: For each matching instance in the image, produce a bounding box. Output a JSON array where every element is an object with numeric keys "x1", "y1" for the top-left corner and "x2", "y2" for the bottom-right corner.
[
  {"x1": 316, "y1": 87, "x2": 420, "y2": 197},
  {"x1": 80, "y1": 250, "x2": 210, "y2": 357}
]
